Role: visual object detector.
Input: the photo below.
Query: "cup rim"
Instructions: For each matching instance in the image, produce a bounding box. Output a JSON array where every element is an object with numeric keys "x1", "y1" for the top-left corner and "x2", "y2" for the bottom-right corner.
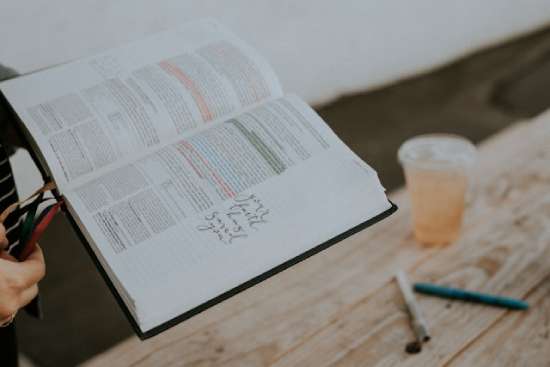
[{"x1": 398, "y1": 133, "x2": 477, "y2": 170}]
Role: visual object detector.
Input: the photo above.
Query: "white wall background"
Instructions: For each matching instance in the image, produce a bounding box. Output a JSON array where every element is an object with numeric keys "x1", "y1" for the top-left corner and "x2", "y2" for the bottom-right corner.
[
  {"x1": 2, "y1": 0, "x2": 550, "y2": 195},
  {"x1": 2, "y1": 0, "x2": 550, "y2": 106}
]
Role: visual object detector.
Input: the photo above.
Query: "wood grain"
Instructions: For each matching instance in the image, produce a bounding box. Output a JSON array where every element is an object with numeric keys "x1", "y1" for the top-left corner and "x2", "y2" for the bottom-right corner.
[
  {"x1": 447, "y1": 274, "x2": 550, "y2": 367},
  {"x1": 273, "y1": 193, "x2": 550, "y2": 367},
  {"x1": 82, "y1": 113, "x2": 550, "y2": 367}
]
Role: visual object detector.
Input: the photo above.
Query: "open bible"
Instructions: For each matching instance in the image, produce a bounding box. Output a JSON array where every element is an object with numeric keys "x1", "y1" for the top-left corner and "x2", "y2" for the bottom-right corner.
[{"x1": 0, "y1": 19, "x2": 396, "y2": 338}]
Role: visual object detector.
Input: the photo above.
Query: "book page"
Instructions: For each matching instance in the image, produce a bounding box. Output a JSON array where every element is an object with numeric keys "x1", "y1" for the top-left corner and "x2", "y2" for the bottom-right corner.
[
  {"x1": 63, "y1": 95, "x2": 391, "y2": 332},
  {"x1": 0, "y1": 19, "x2": 282, "y2": 191}
]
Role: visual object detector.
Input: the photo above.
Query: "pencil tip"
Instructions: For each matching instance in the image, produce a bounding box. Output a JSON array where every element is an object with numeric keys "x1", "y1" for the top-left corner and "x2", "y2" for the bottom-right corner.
[{"x1": 405, "y1": 341, "x2": 422, "y2": 354}]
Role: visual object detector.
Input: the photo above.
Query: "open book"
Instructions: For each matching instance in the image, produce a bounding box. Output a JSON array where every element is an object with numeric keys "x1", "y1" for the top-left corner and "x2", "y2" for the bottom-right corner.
[{"x1": 0, "y1": 19, "x2": 396, "y2": 338}]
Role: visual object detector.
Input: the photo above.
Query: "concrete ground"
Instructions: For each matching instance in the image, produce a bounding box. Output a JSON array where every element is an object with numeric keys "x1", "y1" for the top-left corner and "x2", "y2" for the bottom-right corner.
[
  {"x1": 317, "y1": 26, "x2": 550, "y2": 190},
  {"x1": 16, "y1": 26, "x2": 550, "y2": 367}
]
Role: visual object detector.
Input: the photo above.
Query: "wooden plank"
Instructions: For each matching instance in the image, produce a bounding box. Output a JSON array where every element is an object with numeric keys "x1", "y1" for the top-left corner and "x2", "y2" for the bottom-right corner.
[
  {"x1": 83, "y1": 114, "x2": 550, "y2": 367},
  {"x1": 272, "y1": 192, "x2": 550, "y2": 367},
  {"x1": 447, "y1": 274, "x2": 550, "y2": 367}
]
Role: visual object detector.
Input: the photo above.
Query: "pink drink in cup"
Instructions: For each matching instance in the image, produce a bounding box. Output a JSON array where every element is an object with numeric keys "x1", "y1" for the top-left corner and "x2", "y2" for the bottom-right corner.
[{"x1": 398, "y1": 134, "x2": 477, "y2": 246}]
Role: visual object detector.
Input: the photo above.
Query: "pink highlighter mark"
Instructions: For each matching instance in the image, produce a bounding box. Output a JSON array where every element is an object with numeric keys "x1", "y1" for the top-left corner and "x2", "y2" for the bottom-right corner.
[
  {"x1": 159, "y1": 61, "x2": 213, "y2": 122},
  {"x1": 178, "y1": 141, "x2": 235, "y2": 198}
]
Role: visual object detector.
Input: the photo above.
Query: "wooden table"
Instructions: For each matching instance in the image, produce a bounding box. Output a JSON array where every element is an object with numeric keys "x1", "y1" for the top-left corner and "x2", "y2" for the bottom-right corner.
[{"x1": 83, "y1": 114, "x2": 550, "y2": 367}]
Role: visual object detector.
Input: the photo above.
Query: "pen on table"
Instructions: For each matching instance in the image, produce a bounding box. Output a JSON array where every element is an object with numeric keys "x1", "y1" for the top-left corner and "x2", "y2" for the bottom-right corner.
[
  {"x1": 396, "y1": 271, "x2": 431, "y2": 348},
  {"x1": 413, "y1": 283, "x2": 529, "y2": 310}
]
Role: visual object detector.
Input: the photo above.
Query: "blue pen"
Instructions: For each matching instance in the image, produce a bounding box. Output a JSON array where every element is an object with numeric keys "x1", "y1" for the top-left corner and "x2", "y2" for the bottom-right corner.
[{"x1": 413, "y1": 283, "x2": 529, "y2": 310}]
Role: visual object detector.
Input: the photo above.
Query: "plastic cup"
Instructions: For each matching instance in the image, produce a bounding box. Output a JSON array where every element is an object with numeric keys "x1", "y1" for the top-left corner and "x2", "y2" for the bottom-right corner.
[{"x1": 398, "y1": 134, "x2": 477, "y2": 246}]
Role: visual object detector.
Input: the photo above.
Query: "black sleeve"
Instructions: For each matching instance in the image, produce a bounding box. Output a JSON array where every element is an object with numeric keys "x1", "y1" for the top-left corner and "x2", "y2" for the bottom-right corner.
[
  {"x1": 0, "y1": 64, "x2": 21, "y2": 156},
  {"x1": 0, "y1": 324, "x2": 18, "y2": 367}
]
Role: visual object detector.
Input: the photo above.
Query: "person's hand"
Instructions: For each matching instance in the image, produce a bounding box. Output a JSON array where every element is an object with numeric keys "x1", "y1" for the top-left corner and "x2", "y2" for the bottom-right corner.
[{"x1": 0, "y1": 223, "x2": 45, "y2": 323}]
